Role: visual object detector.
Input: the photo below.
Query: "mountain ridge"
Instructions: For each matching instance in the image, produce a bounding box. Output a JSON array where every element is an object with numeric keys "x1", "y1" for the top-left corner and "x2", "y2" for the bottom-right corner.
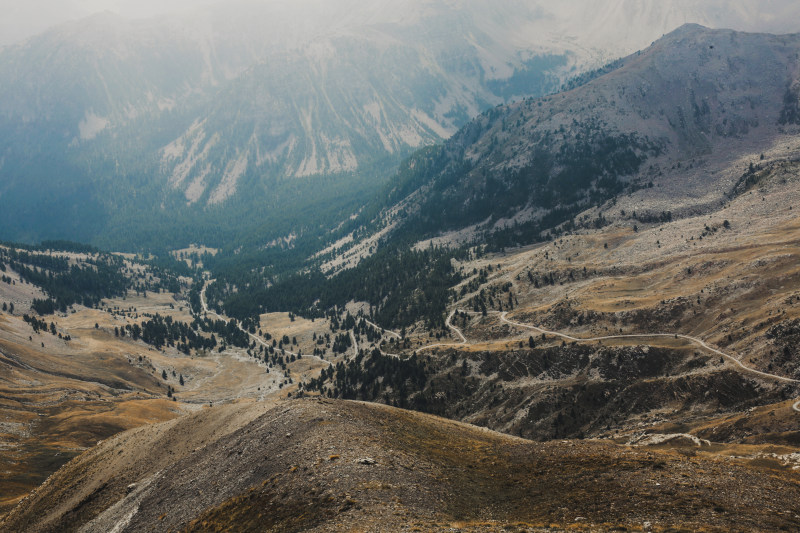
[
  {"x1": 4, "y1": 3, "x2": 800, "y2": 249},
  {"x1": 5, "y1": 398, "x2": 800, "y2": 532},
  {"x1": 358, "y1": 23, "x2": 800, "y2": 252}
]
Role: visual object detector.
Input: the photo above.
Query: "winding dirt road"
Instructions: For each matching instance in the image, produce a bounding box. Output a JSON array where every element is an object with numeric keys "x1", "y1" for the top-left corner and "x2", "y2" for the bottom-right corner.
[
  {"x1": 201, "y1": 280, "x2": 800, "y2": 411},
  {"x1": 416, "y1": 308, "x2": 800, "y2": 411},
  {"x1": 497, "y1": 311, "x2": 800, "y2": 385},
  {"x1": 415, "y1": 309, "x2": 468, "y2": 351},
  {"x1": 363, "y1": 318, "x2": 402, "y2": 339}
]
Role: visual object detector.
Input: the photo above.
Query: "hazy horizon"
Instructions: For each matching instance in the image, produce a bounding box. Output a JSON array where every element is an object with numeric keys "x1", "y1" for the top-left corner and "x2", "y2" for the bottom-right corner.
[
  {"x1": 0, "y1": 0, "x2": 219, "y2": 45},
  {"x1": 3, "y1": 0, "x2": 800, "y2": 48}
]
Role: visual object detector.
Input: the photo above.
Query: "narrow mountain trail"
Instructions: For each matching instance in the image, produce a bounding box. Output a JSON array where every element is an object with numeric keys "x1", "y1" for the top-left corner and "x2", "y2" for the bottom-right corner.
[
  {"x1": 415, "y1": 309, "x2": 468, "y2": 352},
  {"x1": 349, "y1": 330, "x2": 359, "y2": 358},
  {"x1": 201, "y1": 281, "x2": 800, "y2": 411},
  {"x1": 363, "y1": 318, "x2": 402, "y2": 339},
  {"x1": 497, "y1": 311, "x2": 800, "y2": 386},
  {"x1": 412, "y1": 307, "x2": 800, "y2": 410}
]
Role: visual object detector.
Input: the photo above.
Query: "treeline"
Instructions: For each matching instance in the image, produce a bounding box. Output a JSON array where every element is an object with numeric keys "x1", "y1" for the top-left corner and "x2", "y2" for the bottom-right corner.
[
  {"x1": 93, "y1": 155, "x2": 392, "y2": 256},
  {"x1": 375, "y1": 115, "x2": 663, "y2": 253},
  {"x1": 22, "y1": 314, "x2": 72, "y2": 340},
  {"x1": 141, "y1": 255, "x2": 194, "y2": 294},
  {"x1": 2, "y1": 248, "x2": 69, "y2": 273},
  {"x1": 23, "y1": 314, "x2": 52, "y2": 334},
  {"x1": 0, "y1": 242, "x2": 197, "y2": 316},
  {"x1": 0, "y1": 240, "x2": 98, "y2": 255},
  {"x1": 0, "y1": 244, "x2": 131, "y2": 314},
  {"x1": 561, "y1": 58, "x2": 624, "y2": 92},
  {"x1": 197, "y1": 316, "x2": 251, "y2": 349},
  {"x1": 213, "y1": 245, "x2": 463, "y2": 330},
  {"x1": 132, "y1": 314, "x2": 251, "y2": 353},
  {"x1": 137, "y1": 314, "x2": 216, "y2": 354},
  {"x1": 303, "y1": 348, "x2": 428, "y2": 407},
  {"x1": 12, "y1": 256, "x2": 129, "y2": 313}
]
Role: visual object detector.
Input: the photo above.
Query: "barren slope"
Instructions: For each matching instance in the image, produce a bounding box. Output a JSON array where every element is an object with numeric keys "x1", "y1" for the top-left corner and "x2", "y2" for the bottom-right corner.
[{"x1": 3, "y1": 398, "x2": 800, "y2": 532}]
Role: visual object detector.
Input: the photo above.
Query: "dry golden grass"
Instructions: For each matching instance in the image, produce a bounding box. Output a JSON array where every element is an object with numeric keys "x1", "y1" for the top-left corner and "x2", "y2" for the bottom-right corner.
[
  {"x1": 446, "y1": 168, "x2": 800, "y2": 377},
  {"x1": 0, "y1": 298, "x2": 325, "y2": 515},
  {"x1": 257, "y1": 312, "x2": 334, "y2": 356},
  {"x1": 170, "y1": 245, "x2": 219, "y2": 268}
]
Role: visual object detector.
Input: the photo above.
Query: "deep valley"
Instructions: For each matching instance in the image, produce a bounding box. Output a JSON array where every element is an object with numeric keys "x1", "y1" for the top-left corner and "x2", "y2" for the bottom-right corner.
[{"x1": 1, "y1": 5, "x2": 800, "y2": 532}]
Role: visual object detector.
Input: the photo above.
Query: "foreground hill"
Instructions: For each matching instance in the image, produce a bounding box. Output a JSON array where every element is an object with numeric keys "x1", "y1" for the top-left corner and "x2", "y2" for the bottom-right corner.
[{"x1": 4, "y1": 398, "x2": 800, "y2": 532}]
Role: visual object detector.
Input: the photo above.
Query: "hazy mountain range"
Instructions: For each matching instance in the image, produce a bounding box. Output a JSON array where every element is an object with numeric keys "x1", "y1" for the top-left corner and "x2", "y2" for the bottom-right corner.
[
  {"x1": 0, "y1": 0, "x2": 799, "y2": 249},
  {"x1": 367, "y1": 23, "x2": 800, "y2": 252},
  {"x1": 3, "y1": 5, "x2": 800, "y2": 530}
]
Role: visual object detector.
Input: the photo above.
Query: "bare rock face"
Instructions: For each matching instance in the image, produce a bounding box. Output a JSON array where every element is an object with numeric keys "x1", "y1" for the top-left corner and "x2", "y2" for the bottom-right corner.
[{"x1": 628, "y1": 432, "x2": 712, "y2": 447}]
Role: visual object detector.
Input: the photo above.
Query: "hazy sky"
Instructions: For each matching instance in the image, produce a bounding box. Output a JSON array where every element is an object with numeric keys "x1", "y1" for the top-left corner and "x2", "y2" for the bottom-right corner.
[
  {"x1": 3, "y1": 0, "x2": 800, "y2": 49},
  {"x1": 0, "y1": 0, "x2": 219, "y2": 45}
]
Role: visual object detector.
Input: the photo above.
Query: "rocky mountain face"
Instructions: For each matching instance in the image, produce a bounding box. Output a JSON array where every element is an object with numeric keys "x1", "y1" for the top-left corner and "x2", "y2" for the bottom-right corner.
[
  {"x1": 0, "y1": 1, "x2": 575, "y2": 248},
  {"x1": 374, "y1": 24, "x2": 800, "y2": 249},
  {"x1": 2, "y1": 2, "x2": 800, "y2": 249}
]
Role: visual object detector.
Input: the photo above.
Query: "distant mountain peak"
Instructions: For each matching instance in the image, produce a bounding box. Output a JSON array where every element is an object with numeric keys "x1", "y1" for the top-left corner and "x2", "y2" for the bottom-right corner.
[
  {"x1": 1, "y1": 2, "x2": 799, "y2": 248},
  {"x1": 376, "y1": 26, "x2": 800, "y2": 250}
]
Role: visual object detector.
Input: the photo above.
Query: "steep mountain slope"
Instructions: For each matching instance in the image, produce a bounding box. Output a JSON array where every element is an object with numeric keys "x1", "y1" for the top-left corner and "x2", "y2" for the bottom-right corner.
[
  {"x1": 4, "y1": 398, "x2": 800, "y2": 532},
  {"x1": 0, "y1": 1, "x2": 575, "y2": 249},
  {"x1": 359, "y1": 24, "x2": 800, "y2": 250},
  {"x1": 198, "y1": 25, "x2": 800, "y2": 454},
  {"x1": 301, "y1": 106, "x2": 800, "y2": 446},
  {"x1": 2, "y1": 3, "x2": 800, "y2": 249}
]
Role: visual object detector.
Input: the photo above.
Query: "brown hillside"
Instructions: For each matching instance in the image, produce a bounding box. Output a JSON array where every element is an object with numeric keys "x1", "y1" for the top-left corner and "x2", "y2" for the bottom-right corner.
[{"x1": 3, "y1": 398, "x2": 800, "y2": 532}]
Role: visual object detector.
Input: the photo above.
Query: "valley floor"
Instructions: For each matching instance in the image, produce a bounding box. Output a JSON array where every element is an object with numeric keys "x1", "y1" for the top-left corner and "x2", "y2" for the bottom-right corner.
[
  {"x1": 0, "y1": 289, "x2": 333, "y2": 516},
  {"x1": 2, "y1": 146, "x2": 800, "y2": 530}
]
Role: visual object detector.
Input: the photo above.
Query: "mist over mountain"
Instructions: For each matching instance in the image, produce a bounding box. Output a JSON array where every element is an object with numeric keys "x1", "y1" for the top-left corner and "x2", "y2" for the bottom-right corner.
[
  {"x1": 1, "y1": 0, "x2": 799, "y2": 250},
  {"x1": 209, "y1": 23, "x2": 800, "y2": 329},
  {"x1": 5, "y1": 5, "x2": 800, "y2": 530},
  {"x1": 0, "y1": 0, "x2": 572, "y2": 249},
  {"x1": 370, "y1": 23, "x2": 800, "y2": 250}
]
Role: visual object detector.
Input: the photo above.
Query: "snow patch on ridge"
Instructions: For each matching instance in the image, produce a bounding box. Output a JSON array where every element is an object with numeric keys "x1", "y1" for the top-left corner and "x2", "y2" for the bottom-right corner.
[
  {"x1": 411, "y1": 108, "x2": 455, "y2": 139},
  {"x1": 184, "y1": 164, "x2": 211, "y2": 204},
  {"x1": 162, "y1": 121, "x2": 219, "y2": 190}
]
